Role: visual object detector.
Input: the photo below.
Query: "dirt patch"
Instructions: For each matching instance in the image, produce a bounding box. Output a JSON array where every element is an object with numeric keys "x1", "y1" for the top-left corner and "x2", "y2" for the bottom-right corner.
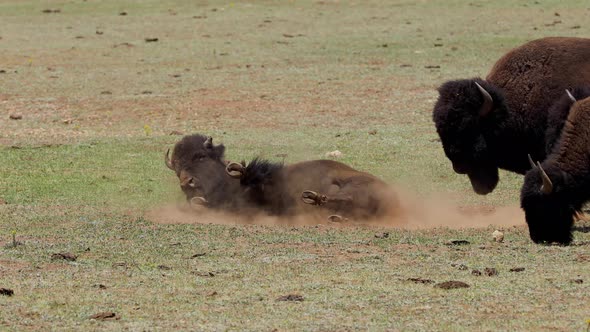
[
  {"x1": 51, "y1": 252, "x2": 77, "y2": 262},
  {"x1": 276, "y1": 294, "x2": 304, "y2": 302},
  {"x1": 407, "y1": 277, "x2": 435, "y2": 284},
  {"x1": 89, "y1": 312, "x2": 119, "y2": 321},
  {"x1": 435, "y1": 281, "x2": 470, "y2": 289},
  {"x1": 146, "y1": 185, "x2": 525, "y2": 230},
  {"x1": 0, "y1": 288, "x2": 14, "y2": 296}
]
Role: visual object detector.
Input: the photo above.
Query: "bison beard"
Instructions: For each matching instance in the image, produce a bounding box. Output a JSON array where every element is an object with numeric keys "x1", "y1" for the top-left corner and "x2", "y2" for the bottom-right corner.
[
  {"x1": 521, "y1": 94, "x2": 590, "y2": 244},
  {"x1": 433, "y1": 37, "x2": 590, "y2": 194}
]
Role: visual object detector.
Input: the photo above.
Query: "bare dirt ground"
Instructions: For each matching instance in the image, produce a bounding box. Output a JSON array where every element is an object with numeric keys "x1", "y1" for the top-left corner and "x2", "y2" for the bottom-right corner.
[{"x1": 1, "y1": 1, "x2": 589, "y2": 331}]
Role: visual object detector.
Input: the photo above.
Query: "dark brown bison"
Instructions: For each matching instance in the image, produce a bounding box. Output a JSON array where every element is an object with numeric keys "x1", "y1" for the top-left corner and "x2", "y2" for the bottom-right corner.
[
  {"x1": 521, "y1": 92, "x2": 590, "y2": 244},
  {"x1": 433, "y1": 37, "x2": 590, "y2": 195},
  {"x1": 165, "y1": 134, "x2": 398, "y2": 221}
]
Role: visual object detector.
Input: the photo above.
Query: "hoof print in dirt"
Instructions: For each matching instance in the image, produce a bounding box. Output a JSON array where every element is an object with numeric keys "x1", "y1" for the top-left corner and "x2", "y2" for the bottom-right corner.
[
  {"x1": 89, "y1": 312, "x2": 119, "y2": 321},
  {"x1": 471, "y1": 269, "x2": 482, "y2": 276},
  {"x1": 276, "y1": 294, "x2": 304, "y2": 302},
  {"x1": 0, "y1": 288, "x2": 14, "y2": 296},
  {"x1": 509, "y1": 267, "x2": 525, "y2": 272},
  {"x1": 435, "y1": 281, "x2": 470, "y2": 290},
  {"x1": 145, "y1": 38, "x2": 159, "y2": 42},
  {"x1": 9, "y1": 114, "x2": 22, "y2": 120},
  {"x1": 407, "y1": 277, "x2": 434, "y2": 284},
  {"x1": 51, "y1": 252, "x2": 77, "y2": 261},
  {"x1": 484, "y1": 268, "x2": 498, "y2": 276}
]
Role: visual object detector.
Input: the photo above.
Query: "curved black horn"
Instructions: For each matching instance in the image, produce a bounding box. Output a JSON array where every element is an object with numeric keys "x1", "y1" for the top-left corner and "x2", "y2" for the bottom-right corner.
[
  {"x1": 566, "y1": 89, "x2": 576, "y2": 103},
  {"x1": 537, "y1": 162, "x2": 553, "y2": 194},
  {"x1": 475, "y1": 82, "x2": 494, "y2": 117},
  {"x1": 165, "y1": 149, "x2": 175, "y2": 170},
  {"x1": 203, "y1": 136, "x2": 213, "y2": 149},
  {"x1": 527, "y1": 154, "x2": 537, "y2": 170},
  {"x1": 226, "y1": 162, "x2": 245, "y2": 178}
]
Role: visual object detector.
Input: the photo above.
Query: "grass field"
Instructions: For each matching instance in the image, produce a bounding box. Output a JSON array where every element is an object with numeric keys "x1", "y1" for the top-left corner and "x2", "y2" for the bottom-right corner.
[{"x1": 0, "y1": 0, "x2": 589, "y2": 330}]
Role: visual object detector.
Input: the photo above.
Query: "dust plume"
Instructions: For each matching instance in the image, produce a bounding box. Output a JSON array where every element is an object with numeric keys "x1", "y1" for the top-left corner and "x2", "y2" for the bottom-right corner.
[{"x1": 145, "y1": 185, "x2": 525, "y2": 229}]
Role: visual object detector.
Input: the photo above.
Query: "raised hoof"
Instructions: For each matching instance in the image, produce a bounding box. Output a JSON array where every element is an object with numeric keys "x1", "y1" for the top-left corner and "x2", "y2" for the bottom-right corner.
[
  {"x1": 574, "y1": 211, "x2": 589, "y2": 222},
  {"x1": 301, "y1": 190, "x2": 327, "y2": 205},
  {"x1": 327, "y1": 215, "x2": 347, "y2": 223}
]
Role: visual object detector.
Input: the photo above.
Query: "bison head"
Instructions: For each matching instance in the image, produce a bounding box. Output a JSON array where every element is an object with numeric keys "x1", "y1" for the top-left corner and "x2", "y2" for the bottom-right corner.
[
  {"x1": 521, "y1": 160, "x2": 576, "y2": 245},
  {"x1": 433, "y1": 79, "x2": 506, "y2": 195},
  {"x1": 165, "y1": 134, "x2": 232, "y2": 205}
]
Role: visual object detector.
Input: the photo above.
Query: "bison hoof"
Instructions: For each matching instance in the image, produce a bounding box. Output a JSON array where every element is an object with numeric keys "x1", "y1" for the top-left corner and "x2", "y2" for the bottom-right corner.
[
  {"x1": 327, "y1": 215, "x2": 347, "y2": 223},
  {"x1": 301, "y1": 190, "x2": 327, "y2": 205},
  {"x1": 189, "y1": 196, "x2": 208, "y2": 210}
]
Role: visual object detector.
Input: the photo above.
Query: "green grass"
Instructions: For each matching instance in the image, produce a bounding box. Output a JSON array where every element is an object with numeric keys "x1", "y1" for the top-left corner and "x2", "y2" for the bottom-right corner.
[{"x1": 1, "y1": 0, "x2": 589, "y2": 331}]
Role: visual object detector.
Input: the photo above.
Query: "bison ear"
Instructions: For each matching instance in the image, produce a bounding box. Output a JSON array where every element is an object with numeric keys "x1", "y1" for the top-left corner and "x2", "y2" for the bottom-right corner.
[{"x1": 475, "y1": 82, "x2": 494, "y2": 117}]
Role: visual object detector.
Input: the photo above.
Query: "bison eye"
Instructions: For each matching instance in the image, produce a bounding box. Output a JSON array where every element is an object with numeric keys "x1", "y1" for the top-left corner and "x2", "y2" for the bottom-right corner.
[{"x1": 192, "y1": 154, "x2": 206, "y2": 161}]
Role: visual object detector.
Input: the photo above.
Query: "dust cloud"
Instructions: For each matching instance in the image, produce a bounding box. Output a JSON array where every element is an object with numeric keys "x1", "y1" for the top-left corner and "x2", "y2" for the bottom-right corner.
[{"x1": 145, "y1": 186, "x2": 525, "y2": 230}]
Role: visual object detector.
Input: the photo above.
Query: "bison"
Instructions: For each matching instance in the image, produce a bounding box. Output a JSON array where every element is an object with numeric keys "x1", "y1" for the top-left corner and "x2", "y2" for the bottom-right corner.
[
  {"x1": 165, "y1": 134, "x2": 399, "y2": 221},
  {"x1": 433, "y1": 37, "x2": 590, "y2": 195},
  {"x1": 521, "y1": 91, "x2": 590, "y2": 244}
]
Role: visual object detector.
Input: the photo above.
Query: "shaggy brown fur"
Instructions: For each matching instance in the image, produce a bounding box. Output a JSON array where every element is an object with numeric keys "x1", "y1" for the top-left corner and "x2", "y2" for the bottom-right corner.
[
  {"x1": 521, "y1": 96, "x2": 590, "y2": 244},
  {"x1": 166, "y1": 134, "x2": 399, "y2": 221},
  {"x1": 434, "y1": 37, "x2": 590, "y2": 195}
]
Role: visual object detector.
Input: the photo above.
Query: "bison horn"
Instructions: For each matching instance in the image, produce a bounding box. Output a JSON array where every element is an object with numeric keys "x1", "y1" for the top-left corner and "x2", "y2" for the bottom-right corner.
[
  {"x1": 203, "y1": 136, "x2": 213, "y2": 149},
  {"x1": 475, "y1": 82, "x2": 494, "y2": 117},
  {"x1": 527, "y1": 154, "x2": 537, "y2": 170},
  {"x1": 226, "y1": 162, "x2": 245, "y2": 178},
  {"x1": 165, "y1": 149, "x2": 175, "y2": 171},
  {"x1": 537, "y1": 161, "x2": 553, "y2": 194},
  {"x1": 565, "y1": 89, "x2": 576, "y2": 103}
]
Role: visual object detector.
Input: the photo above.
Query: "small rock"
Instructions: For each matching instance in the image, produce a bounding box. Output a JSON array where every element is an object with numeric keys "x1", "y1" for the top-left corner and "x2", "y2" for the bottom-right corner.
[
  {"x1": 325, "y1": 150, "x2": 342, "y2": 159},
  {"x1": 62, "y1": 118, "x2": 73, "y2": 124},
  {"x1": 492, "y1": 230, "x2": 504, "y2": 242},
  {"x1": 368, "y1": 129, "x2": 377, "y2": 135},
  {"x1": 119, "y1": 12, "x2": 127, "y2": 16},
  {"x1": 471, "y1": 269, "x2": 482, "y2": 276},
  {"x1": 9, "y1": 114, "x2": 22, "y2": 120},
  {"x1": 571, "y1": 278, "x2": 583, "y2": 284},
  {"x1": 374, "y1": 232, "x2": 389, "y2": 239},
  {"x1": 145, "y1": 38, "x2": 159, "y2": 42},
  {"x1": 0, "y1": 288, "x2": 14, "y2": 296},
  {"x1": 276, "y1": 294, "x2": 304, "y2": 302}
]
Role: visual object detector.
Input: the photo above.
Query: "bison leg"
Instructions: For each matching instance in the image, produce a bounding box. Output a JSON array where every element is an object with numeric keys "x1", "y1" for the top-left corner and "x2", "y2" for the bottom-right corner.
[
  {"x1": 574, "y1": 210, "x2": 589, "y2": 222},
  {"x1": 301, "y1": 190, "x2": 353, "y2": 205}
]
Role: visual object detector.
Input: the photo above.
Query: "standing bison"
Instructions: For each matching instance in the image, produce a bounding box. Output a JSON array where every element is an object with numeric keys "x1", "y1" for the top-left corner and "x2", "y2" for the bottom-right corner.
[
  {"x1": 433, "y1": 37, "x2": 590, "y2": 195},
  {"x1": 522, "y1": 92, "x2": 590, "y2": 244},
  {"x1": 165, "y1": 134, "x2": 399, "y2": 221}
]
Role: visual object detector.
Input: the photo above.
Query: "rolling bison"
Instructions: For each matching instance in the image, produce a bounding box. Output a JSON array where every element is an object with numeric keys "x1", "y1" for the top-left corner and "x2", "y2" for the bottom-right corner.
[
  {"x1": 165, "y1": 134, "x2": 398, "y2": 221},
  {"x1": 433, "y1": 37, "x2": 590, "y2": 195},
  {"x1": 521, "y1": 91, "x2": 590, "y2": 244}
]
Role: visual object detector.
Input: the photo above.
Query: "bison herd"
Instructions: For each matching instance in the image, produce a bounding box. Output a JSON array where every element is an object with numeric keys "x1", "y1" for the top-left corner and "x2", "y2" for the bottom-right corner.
[{"x1": 167, "y1": 37, "x2": 590, "y2": 245}]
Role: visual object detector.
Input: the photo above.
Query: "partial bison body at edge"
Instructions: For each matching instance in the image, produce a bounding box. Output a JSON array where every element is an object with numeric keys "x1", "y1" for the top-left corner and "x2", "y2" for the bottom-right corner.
[
  {"x1": 165, "y1": 134, "x2": 399, "y2": 221},
  {"x1": 433, "y1": 37, "x2": 590, "y2": 195},
  {"x1": 521, "y1": 93, "x2": 590, "y2": 245}
]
